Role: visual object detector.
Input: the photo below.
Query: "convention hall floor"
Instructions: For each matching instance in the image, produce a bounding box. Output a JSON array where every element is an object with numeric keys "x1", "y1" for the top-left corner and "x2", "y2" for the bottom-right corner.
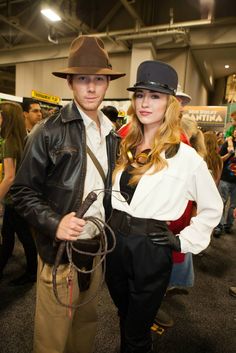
[{"x1": 0, "y1": 229, "x2": 235, "y2": 353}]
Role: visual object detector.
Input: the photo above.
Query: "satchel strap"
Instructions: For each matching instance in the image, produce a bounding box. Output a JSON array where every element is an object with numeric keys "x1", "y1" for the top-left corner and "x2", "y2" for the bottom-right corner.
[{"x1": 86, "y1": 145, "x2": 106, "y2": 184}]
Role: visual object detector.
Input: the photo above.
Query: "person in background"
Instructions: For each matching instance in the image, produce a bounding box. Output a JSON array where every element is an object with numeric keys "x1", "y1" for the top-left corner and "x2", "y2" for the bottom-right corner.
[
  {"x1": 214, "y1": 128, "x2": 236, "y2": 237},
  {"x1": 165, "y1": 115, "x2": 206, "y2": 297},
  {"x1": 154, "y1": 86, "x2": 194, "y2": 328},
  {"x1": 175, "y1": 84, "x2": 192, "y2": 108},
  {"x1": 224, "y1": 110, "x2": 236, "y2": 152},
  {"x1": 180, "y1": 116, "x2": 206, "y2": 158},
  {"x1": 106, "y1": 60, "x2": 223, "y2": 353},
  {"x1": 0, "y1": 101, "x2": 37, "y2": 284},
  {"x1": 229, "y1": 207, "x2": 236, "y2": 298},
  {"x1": 22, "y1": 98, "x2": 42, "y2": 133},
  {"x1": 101, "y1": 105, "x2": 120, "y2": 130},
  {"x1": 11, "y1": 35, "x2": 125, "y2": 353},
  {"x1": 216, "y1": 131, "x2": 225, "y2": 151},
  {"x1": 204, "y1": 131, "x2": 223, "y2": 185}
]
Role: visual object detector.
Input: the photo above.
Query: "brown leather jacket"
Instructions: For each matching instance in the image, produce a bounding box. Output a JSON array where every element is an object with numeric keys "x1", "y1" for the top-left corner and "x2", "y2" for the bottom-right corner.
[{"x1": 11, "y1": 101, "x2": 119, "y2": 264}]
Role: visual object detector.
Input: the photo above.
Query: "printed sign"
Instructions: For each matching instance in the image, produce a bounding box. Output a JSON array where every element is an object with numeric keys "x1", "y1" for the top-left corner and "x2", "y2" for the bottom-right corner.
[
  {"x1": 31, "y1": 90, "x2": 60, "y2": 104},
  {"x1": 182, "y1": 106, "x2": 227, "y2": 126}
]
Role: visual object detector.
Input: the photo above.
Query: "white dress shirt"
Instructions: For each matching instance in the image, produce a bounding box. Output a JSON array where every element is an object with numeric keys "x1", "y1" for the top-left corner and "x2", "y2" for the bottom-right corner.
[
  {"x1": 76, "y1": 106, "x2": 113, "y2": 239},
  {"x1": 112, "y1": 142, "x2": 223, "y2": 254}
]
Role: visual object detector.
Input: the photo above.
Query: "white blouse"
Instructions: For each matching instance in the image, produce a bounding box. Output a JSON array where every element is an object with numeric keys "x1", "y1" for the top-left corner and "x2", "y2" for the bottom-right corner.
[{"x1": 112, "y1": 142, "x2": 223, "y2": 254}]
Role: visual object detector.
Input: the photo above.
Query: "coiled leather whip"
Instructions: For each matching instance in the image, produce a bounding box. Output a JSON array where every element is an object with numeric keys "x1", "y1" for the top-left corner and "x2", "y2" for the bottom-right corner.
[{"x1": 52, "y1": 191, "x2": 116, "y2": 309}]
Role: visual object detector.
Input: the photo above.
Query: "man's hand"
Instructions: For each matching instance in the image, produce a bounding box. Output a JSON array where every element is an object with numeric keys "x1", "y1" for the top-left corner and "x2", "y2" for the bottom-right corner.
[{"x1": 56, "y1": 212, "x2": 86, "y2": 241}]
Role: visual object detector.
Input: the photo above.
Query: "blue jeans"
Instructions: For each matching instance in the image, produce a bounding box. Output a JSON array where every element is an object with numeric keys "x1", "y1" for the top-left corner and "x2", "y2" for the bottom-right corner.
[
  {"x1": 218, "y1": 180, "x2": 236, "y2": 229},
  {"x1": 169, "y1": 253, "x2": 194, "y2": 288}
]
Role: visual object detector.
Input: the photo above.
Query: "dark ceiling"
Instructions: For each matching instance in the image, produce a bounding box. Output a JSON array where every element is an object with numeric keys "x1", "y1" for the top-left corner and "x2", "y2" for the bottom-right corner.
[{"x1": 0, "y1": 0, "x2": 236, "y2": 96}]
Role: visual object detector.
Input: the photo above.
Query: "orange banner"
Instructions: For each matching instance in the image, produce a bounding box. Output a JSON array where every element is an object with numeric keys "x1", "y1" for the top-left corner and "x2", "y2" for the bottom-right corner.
[{"x1": 182, "y1": 106, "x2": 227, "y2": 126}]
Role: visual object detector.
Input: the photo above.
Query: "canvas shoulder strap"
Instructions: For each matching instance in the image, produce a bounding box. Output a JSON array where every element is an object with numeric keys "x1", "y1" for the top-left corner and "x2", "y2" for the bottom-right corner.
[{"x1": 86, "y1": 145, "x2": 106, "y2": 184}]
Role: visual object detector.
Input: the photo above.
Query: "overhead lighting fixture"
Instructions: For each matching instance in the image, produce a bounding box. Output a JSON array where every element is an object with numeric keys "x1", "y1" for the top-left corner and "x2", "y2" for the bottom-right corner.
[
  {"x1": 41, "y1": 8, "x2": 61, "y2": 22},
  {"x1": 225, "y1": 65, "x2": 230, "y2": 69}
]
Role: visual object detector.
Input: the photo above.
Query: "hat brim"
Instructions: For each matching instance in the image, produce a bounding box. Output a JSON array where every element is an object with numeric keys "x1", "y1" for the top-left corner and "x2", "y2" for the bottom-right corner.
[
  {"x1": 52, "y1": 67, "x2": 125, "y2": 80},
  {"x1": 127, "y1": 84, "x2": 174, "y2": 95},
  {"x1": 176, "y1": 92, "x2": 192, "y2": 105}
]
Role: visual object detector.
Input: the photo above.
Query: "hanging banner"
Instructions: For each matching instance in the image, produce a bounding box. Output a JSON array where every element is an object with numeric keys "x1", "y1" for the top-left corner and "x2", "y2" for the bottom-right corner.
[
  {"x1": 31, "y1": 90, "x2": 61, "y2": 104},
  {"x1": 182, "y1": 106, "x2": 227, "y2": 127}
]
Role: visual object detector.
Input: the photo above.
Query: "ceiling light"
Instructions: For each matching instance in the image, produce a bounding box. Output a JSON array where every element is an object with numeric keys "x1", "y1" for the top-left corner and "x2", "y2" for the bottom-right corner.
[
  {"x1": 41, "y1": 8, "x2": 61, "y2": 22},
  {"x1": 225, "y1": 65, "x2": 230, "y2": 69}
]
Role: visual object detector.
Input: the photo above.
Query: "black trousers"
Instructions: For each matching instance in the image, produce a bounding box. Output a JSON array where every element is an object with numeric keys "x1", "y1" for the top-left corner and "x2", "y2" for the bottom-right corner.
[
  {"x1": 106, "y1": 227, "x2": 173, "y2": 353},
  {"x1": 0, "y1": 204, "x2": 38, "y2": 276}
]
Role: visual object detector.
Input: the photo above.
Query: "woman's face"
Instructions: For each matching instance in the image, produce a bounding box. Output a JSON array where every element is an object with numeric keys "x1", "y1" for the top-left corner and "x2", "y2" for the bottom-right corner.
[{"x1": 134, "y1": 89, "x2": 168, "y2": 128}]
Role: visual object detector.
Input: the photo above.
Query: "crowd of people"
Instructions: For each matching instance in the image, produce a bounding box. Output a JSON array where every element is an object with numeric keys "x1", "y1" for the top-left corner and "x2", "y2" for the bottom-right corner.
[{"x1": 0, "y1": 34, "x2": 235, "y2": 353}]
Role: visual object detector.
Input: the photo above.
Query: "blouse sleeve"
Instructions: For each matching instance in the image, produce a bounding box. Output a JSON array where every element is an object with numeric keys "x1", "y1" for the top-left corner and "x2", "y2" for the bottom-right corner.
[{"x1": 179, "y1": 160, "x2": 223, "y2": 254}]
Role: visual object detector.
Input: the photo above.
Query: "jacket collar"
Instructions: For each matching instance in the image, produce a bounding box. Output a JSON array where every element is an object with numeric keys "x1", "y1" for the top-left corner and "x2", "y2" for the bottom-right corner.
[{"x1": 60, "y1": 100, "x2": 83, "y2": 123}]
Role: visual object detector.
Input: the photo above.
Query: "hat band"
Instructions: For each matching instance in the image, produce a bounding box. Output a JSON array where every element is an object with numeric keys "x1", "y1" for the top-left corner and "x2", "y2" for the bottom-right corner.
[{"x1": 134, "y1": 80, "x2": 176, "y2": 94}]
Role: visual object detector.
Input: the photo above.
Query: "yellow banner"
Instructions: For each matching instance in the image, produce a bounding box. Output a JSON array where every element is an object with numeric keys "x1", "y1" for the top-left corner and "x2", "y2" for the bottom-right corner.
[
  {"x1": 182, "y1": 106, "x2": 227, "y2": 126},
  {"x1": 31, "y1": 90, "x2": 60, "y2": 104}
]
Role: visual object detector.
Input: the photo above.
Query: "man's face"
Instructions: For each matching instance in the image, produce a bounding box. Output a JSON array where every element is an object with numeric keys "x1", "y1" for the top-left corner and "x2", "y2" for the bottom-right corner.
[
  {"x1": 24, "y1": 103, "x2": 42, "y2": 130},
  {"x1": 68, "y1": 75, "x2": 109, "y2": 116}
]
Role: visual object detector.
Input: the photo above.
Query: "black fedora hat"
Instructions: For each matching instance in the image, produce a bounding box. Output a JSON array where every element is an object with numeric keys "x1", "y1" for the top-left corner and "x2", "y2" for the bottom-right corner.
[{"x1": 127, "y1": 60, "x2": 178, "y2": 95}]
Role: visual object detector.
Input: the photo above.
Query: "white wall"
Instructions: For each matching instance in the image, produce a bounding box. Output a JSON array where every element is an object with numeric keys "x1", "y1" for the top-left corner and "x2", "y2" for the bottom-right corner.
[
  {"x1": 15, "y1": 46, "x2": 207, "y2": 105},
  {"x1": 16, "y1": 53, "x2": 131, "y2": 100},
  {"x1": 157, "y1": 48, "x2": 208, "y2": 106}
]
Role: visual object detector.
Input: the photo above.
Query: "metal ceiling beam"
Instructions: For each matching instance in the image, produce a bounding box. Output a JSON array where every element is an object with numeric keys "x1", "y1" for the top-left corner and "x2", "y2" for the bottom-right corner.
[
  {"x1": 0, "y1": 14, "x2": 43, "y2": 42},
  {"x1": 12, "y1": 1, "x2": 41, "y2": 45},
  {"x1": 96, "y1": 2, "x2": 122, "y2": 31},
  {"x1": 86, "y1": 18, "x2": 212, "y2": 39},
  {"x1": 120, "y1": 0, "x2": 144, "y2": 26},
  {"x1": 116, "y1": 29, "x2": 187, "y2": 41}
]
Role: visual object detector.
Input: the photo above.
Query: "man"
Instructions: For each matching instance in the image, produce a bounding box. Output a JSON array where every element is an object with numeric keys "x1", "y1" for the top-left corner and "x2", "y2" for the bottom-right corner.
[
  {"x1": 11, "y1": 35, "x2": 125, "y2": 353},
  {"x1": 176, "y1": 84, "x2": 192, "y2": 108},
  {"x1": 101, "y1": 105, "x2": 120, "y2": 130},
  {"x1": 22, "y1": 98, "x2": 42, "y2": 133},
  {"x1": 214, "y1": 129, "x2": 236, "y2": 237}
]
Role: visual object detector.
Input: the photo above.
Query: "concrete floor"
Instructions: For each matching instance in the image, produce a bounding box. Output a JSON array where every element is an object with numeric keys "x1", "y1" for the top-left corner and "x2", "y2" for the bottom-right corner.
[{"x1": 0, "y1": 230, "x2": 236, "y2": 353}]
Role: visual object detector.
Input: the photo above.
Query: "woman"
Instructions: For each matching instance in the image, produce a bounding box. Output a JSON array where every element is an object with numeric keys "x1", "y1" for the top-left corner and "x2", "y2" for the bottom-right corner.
[
  {"x1": 181, "y1": 115, "x2": 206, "y2": 158},
  {"x1": 106, "y1": 60, "x2": 223, "y2": 353},
  {"x1": 0, "y1": 101, "x2": 37, "y2": 284},
  {"x1": 204, "y1": 131, "x2": 223, "y2": 185},
  {"x1": 167, "y1": 115, "x2": 207, "y2": 291}
]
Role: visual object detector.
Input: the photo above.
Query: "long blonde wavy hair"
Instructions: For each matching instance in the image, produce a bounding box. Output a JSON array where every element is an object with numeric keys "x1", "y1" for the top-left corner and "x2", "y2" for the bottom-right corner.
[
  {"x1": 180, "y1": 115, "x2": 206, "y2": 158},
  {"x1": 113, "y1": 94, "x2": 181, "y2": 185},
  {"x1": 204, "y1": 131, "x2": 223, "y2": 184}
]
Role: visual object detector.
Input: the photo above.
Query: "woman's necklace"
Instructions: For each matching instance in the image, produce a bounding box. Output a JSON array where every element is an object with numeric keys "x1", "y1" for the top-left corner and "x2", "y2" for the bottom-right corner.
[{"x1": 127, "y1": 148, "x2": 151, "y2": 166}]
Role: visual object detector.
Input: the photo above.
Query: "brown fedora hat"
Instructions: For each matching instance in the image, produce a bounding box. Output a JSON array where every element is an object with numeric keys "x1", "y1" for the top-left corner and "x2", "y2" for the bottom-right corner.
[{"x1": 52, "y1": 35, "x2": 126, "y2": 80}]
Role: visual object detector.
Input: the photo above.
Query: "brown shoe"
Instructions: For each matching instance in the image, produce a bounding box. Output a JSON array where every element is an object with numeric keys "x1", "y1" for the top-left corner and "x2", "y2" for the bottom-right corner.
[{"x1": 229, "y1": 286, "x2": 236, "y2": 297}]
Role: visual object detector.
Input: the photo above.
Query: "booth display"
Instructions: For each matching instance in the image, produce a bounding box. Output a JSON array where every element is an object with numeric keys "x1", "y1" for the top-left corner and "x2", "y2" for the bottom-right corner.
[
  {"x1": 0, "y1": 92, "x2": 23, "y2": 103},
  {"x1": 182, "y1": 105, "x2": 227, "y2": 131}
]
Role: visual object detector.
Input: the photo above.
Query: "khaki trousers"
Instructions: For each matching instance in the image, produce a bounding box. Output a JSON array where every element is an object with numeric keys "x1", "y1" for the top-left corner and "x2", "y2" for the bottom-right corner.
[{"x1": 33, "y1": 256, "x2": 102, "y2": 353}]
